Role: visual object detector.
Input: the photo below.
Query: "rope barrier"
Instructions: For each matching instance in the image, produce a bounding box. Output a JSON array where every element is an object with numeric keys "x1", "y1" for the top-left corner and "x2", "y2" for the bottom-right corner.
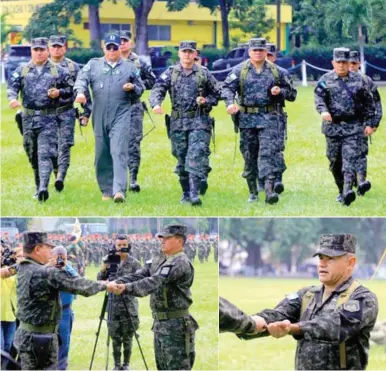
[{"x1": 365, "y1": 61, "x2": 386, "y2": 72}]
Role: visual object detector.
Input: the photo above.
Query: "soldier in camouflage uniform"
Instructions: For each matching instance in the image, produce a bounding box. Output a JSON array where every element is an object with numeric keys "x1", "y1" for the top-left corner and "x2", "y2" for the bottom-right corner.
[
  {"x1": 97, "y1": 234, "x2": 142, "y2": 370},
  {"x1": 7, "y1": 37, "x2": 74, "y2": 202},
  {"x1": 14, "y1": 231, "x2": 114, "y2": 370},
  {"x1": 48, "y1": 35, "x2": 92, "y2": 192},
  {"x1": 213, "y1": 237, "x2": 218, "y2": 263},
  {"x1": 314, "y1": 48, "x2": 376, "y2": 206},
  {"x1": 120, "y1": 31, "x2": 156, "y2": 192},
  {"x1": 197, "y1": 238, "x2": 207, "y2": 263},
  {"x1": 66, "y1": 236, "x2": 86, "y2": 276},
  {"x1": 114, "y1": 224, "x2": 199, "y2": 370},
  {"x1": 222, "y1": 38, "x2": 296, "y2": 204},
  {"x1": 150, "y1": 41, "x2": 220, "y2": 206},
  {"x1": 74, "y1": 33, "x2": 145, "y2": 203},
  {"x1": 348, "y1": 50, "x2": 383, "y2": 196},
  {"x1": 238, "y1": 234, "x2": 379, "y2": 370}
]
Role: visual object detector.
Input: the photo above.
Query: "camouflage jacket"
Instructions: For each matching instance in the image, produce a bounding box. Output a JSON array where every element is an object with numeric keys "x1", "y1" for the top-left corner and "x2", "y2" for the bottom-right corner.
[
  {"x1": 149, "y1": 63, "x2": 220, "y2": 131},
  {"x1": 97, "y1": 255, "x2": 142, "y2": 316},
  {"x1": 360, "y1": 73, "x2": 383, "y2": 127},
  {"x1": 7, "y1": 59, "x2": 73, "y2": 110},
  {"x1": 118, "y1": 251, "x2": 194, "y2": 313},
  {"x1": 314, "y1": 71, "x2": 376, "y2": 136},
  {"x1": 67, "y1": 242, "x2": 85, "y2": 266},
  {"x1": 219, "y1": 297, "x2": 256, "y2": 334},
  {"x1": 17, "y1": 257, "x2": 105, "y2": 326},
  {"x1": 221, "y1": 60, "x2": 297, "y2": 129},
  {"x1": 51, "y1": 57, "x2": 92, "y2": 117},
  {"x1": 241, "y1": 277, "x2": 378, "y2": 370},
  {"x1": 124, "y1": 52, "x2": 156, "y2": 90}
]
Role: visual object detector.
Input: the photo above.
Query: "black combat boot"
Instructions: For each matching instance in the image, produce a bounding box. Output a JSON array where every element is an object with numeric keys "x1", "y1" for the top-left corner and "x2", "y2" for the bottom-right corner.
[
  {"x1": 342, "y1": 175, "x2": 356, "y2": 206},
  {"x1": 129, "y1": 169, "x2": 140, "y2": 192},
  {"x1": 179, "y1": 176, "x2": 190, "y2": 204},
  {"x1": 246, "y1": 178, "x2": 258, "y2": 202},
  {"x1": 265, "y1": 178, "x2": 279, "y2": 205},
  {"x1": 55, "y1": 172, "x2": 65, "y2": 192},
  {"x1": 336, "y1": 182, "x2": 344, "y2": 203},
  {"x1": 199, "y1": 178, "x2": 208, "y2": 195},
  {"x1": 38, "y1": 188, "x2": 49, "y2": 203},
  {"x1": 189, "y1": 174, "x2": 202, "y2": 206},
  {"x1": 273, "y1": 173, "x2": 284, "y2": 194},
  {"x1": 357, "y1": 173, "x2": 371, "y2": 196}
]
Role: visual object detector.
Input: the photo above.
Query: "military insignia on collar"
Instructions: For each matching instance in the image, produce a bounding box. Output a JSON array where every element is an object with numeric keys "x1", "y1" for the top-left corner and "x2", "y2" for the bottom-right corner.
[
  {"x1": 286, "y1": 292, "x2": 299, "y2": 301},
  {"x1": 343, "y1": 300, "x2": 360, "y2": 312},
  {"x1": 159, "y1": 265, "x2": 172, "y2": 277},
  {"x1": 160, "y1": 73, "x2": 168, "y2": 81}
]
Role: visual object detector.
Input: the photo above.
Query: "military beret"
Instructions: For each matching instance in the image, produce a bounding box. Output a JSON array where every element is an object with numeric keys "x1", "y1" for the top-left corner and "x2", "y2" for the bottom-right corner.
[
  {"x1": 179, "y1": 41, "x2": 197, "y2": 51},
  {"x1": 313, "y1": 234, "x2": 356, "y2": 257},
  {"x1": 248, "y1": 38, "x2": 267, "y2": 50},
  {"x1": 156, "y1": 224, "x2": 188, "y2": 238},
  {"x1": 333, "y1": 47, "x2": 350, "y2": 62},
  {"x1": 31, "y1": 37, "x2": 49, "y2": 49},
  {"x1": 23, "y1": 231, "x2": 55, "y2": 248},
  {"x1": 349, "y1": 51, "x2": 360, "y2": 63},
  {"x1": 49, "y1": 35, "x2": 66, "y2": 46},
  {"x1": 120, "y1": 31, "x2": 132, "y2": 40}
]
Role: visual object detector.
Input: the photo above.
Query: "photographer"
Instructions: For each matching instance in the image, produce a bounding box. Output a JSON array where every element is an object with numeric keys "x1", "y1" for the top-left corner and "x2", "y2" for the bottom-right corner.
[
  {"x1": 0, "y1": 244, "x2": 20, "y2": 366},
  {"x1": 97, "y1": 234, "x2": 142, "y2": 371},
  {"x1": 48, "y1": 246, "x2": 78, "y2": 371}
]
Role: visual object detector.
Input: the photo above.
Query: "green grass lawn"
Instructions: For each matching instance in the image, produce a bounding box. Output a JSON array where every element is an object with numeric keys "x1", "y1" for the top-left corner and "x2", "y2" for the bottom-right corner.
[
  {"x1": 219, "y1": 276, "x2": 386, "y2": 370},
  {"x1": 67, "y1": 261, "x2": 218, "y2": 370},
  {"x1": 1, "y1": 85, "x2": 385, "y2": 216}
]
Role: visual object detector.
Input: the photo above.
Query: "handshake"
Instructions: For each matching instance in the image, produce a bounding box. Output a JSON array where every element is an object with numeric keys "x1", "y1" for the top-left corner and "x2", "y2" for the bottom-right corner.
[
  {"x1": 105, "y1": 281, "x2": 126, "y2": 295},
  {"x1": 251, "y1": 315, "x2": 297, "y2": 338}
]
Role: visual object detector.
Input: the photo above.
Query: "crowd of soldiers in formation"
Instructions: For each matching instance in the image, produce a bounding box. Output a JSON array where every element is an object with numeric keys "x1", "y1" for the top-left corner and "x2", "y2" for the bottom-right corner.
[{"x1": 2, "y1": 232, "x2": 218, "y2": 276}]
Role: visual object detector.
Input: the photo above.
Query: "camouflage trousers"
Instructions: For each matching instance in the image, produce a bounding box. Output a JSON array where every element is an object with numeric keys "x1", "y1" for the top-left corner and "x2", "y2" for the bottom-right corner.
[
  {"x1": 52, "y1": 108, "x2": 76, "y2": 179},
  {"x1": 356, "y1": 135, "x2": 369, "y2": 175},
  {"x1": 14, "y1": 327, "x2": 59, "y2": 370},
  {"x1": 152, "y1": 316, "x2": 198, "y2": 370},
  {"x1": 170, "y1": 129, "x2": 211, "y2": 179},
  {"x1": 108, "y1": 316, "x2": 139, "y2": 365},
  {"x1": 198, "y1": 249, "x2": 206, "y2": 263},
  {"x1": 22, "y1": 115, "x2": 58, "y2": 192},
  {"x1": 326, "y1": 133, "x2": 361, "y2": 188},
  {"x1": 128, "y1": 101, "x2": 144, "y2": 172},
  {"x1": 240, "y1": 126, "x2": 281, "y2": 182}
]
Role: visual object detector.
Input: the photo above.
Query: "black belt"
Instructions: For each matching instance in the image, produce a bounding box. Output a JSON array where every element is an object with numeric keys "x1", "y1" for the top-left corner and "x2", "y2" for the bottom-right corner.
[
  {"x1": 23, "y1": 104, "x2": 73, "y2": 116},
  {"x1": 332, "y1": 116, "x2": 357, "y2": 124},
  {"x1": 239, "y1": 105, "x2": 276, "y2": 114}
]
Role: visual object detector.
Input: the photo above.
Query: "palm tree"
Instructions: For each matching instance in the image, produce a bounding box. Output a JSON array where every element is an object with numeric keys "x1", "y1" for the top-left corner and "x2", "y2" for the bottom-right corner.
[{"x1": 325, "y1": 0, "x2": 373, "y2": 72}]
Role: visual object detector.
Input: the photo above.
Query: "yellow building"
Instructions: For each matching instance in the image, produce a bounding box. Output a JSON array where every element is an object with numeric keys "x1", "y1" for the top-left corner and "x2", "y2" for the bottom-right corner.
[{"x1": 2, "y1": 0, "x2": 292, "y2": 52}]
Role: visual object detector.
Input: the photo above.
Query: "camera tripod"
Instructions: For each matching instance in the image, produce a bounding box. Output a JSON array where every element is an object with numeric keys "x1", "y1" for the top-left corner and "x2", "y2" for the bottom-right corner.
[{"x1": 89, "y1": 284, "x2": 148, "y2": 370}]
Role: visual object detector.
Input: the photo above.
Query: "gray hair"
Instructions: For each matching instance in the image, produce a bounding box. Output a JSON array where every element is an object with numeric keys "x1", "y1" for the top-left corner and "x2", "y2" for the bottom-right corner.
[{"x1": 51, "y1": 246, "x2": 67, "y2": 257}]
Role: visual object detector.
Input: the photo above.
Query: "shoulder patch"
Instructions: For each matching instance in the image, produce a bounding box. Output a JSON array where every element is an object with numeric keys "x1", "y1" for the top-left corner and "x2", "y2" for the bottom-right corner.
[
  {"x1": 160, "y1": 72, "x2": 168, "y2": 81},
  {"x1": 286, "y1": 292, "x2": 299, "y2": 301},
  {"x1": 159, "y1": 265, "x2": 173, "y2": 277},
  {"x1": 343, "y1": 300, "x2": 360, "y2": 312},
  {"x1": 228, "y1": 73, "x2": 238, "y2": 82},
  {"x1": 12, "y1": 71, "x2": 20, "y2": 79}
]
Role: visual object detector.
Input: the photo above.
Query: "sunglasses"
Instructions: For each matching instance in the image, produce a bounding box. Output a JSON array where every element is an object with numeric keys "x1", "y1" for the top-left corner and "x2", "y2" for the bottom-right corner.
[{"x1": 106, "y1": 44, "x2": 119, "y2": 51}]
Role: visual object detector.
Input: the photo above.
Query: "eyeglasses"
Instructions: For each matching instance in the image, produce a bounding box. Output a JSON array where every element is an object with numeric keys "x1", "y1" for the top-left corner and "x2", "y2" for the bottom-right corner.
[{"x1": 106, "y1": 44, "x2": 119, "y2": 51}]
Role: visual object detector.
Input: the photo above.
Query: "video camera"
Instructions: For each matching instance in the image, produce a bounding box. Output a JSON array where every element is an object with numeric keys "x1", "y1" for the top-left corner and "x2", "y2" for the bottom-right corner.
[
  {"x1": 102, "y1": 243, "x2": 131, "y2": 279},
  {"x1": 1, "y1": 247, "x2": 17, "y2": 267},
  {"x1": 56, "y1": 255, "x2": 65, "y2": 268}
]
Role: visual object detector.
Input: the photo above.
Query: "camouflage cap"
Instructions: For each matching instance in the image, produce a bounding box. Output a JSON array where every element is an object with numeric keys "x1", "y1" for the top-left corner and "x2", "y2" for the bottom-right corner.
[
  {"x1": 333, "y1": 47, "x2": 350, "y2": 62},
  {"x1": 104, "y1": 33, "x2": 120, "y2": 47},
  {"x1": 156, "y1": 224, "x2": 188, "y2": 238},
  {"x1": 179, "y1": 41, "x2": 197, "y2": 51},
  {"x1": 49, "y1": 35, "x2": 66, "y2": 46},
  {"x1": 23, "y1": 231, "x2": 55, "y2": 248},
  {"x1": 31, "y1": 37, "x2": 49, "y2": 49},
  {"x1": 248, "y1": 38, "x2": 267, "y2": 50},
  {"x1": 120, "y1": 31, "x2": 132, "y2": 40},
  {"x1": 349, "y1": 50, "x2": 360, "y2": 63},
  {"x1": 116, "y1": 234, "x2": 128, "y2": 240},
  {"x1": 313, "y1": 234, "x2": 356, "y2": 257},
  {"x1": 266, "y1": 43, "x2": 276, "y2": 55}
]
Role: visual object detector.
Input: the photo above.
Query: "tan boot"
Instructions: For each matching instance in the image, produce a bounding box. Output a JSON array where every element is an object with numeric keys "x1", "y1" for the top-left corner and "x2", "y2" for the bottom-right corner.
[{"x1": 114, "y1": 192, "x2": 126, "y2": 203}]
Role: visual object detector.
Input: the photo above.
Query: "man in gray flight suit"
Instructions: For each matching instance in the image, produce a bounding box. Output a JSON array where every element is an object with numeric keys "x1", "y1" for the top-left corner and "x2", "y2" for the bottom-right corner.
[{"x1": 74, "y1": 33, "x2": 145, "y2": 203}]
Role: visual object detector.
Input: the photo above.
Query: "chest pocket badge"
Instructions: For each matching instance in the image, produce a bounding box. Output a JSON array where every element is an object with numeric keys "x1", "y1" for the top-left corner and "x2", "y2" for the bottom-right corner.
[{"x1": 159, "y1": 265, "x2": 172, "y2": 277}]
